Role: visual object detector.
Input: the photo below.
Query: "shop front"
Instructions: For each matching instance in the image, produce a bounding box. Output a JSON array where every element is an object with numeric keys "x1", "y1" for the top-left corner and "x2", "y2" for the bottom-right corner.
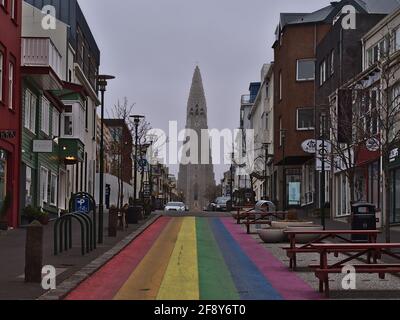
[{"x1": 389, "y1": 148, "x2": 400, "y2": 224}]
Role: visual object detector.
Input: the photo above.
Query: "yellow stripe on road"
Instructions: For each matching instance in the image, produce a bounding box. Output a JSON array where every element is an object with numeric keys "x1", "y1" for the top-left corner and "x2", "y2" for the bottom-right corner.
[
  {"x1": 114, "y1": 218, "x2": 184, "y2": 300},
  {"x1": 157, "y1": 217, "x2": 199, "y2": 300}
]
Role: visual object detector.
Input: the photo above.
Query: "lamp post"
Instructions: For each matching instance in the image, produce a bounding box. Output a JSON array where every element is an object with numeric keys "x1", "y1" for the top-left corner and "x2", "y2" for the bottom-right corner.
[
  {"x1": 130, "y1": 115, "x2": 145, "y2": 205},
  {"x1": 262, "y1": 143, "x2": 270, "y2": 200},
  {"x1": 320, "y1": 113, "x2": 327, "y2": 230},
  {"x1": 230, "y1": 151, "x2": 235, "y2": 208},
  {"x1": 97, "y1": 74, "x2": 115, "y2": 244}
]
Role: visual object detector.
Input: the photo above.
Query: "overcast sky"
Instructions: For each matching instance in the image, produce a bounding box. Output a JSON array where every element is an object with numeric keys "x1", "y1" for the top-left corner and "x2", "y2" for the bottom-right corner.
[{"x1": 78, "y1": 0, "x2": 331, "y2": 181}]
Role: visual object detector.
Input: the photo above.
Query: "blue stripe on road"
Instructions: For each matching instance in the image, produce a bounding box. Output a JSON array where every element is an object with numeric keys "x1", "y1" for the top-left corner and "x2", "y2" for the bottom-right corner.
[{"x1": 210, "y1": 218, "x2": 283, "y2": 300}]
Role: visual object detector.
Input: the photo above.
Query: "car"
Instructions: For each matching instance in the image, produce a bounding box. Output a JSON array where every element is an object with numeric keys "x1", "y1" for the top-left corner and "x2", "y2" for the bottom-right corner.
[
  {"x1": 213, "y1": 197, "x2": 232, "y2": 212},
  {"x1": 164, "y1": 202, "x2": 186, "y2": 212}
]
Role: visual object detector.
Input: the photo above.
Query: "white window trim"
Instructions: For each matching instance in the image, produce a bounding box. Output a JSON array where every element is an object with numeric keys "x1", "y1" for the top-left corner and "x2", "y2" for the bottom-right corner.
[
  {"x1": 52, "y1": 108, "x2": 60, "y2": 139},
  {"x1": 24, "y1": 89, "x2": 37, "y2": 134},
  {"x1": 50, "y1": 172, "x2": 58, "y2": 206},
  {"x1": 296, "y1": 59, "x2": 315, "y2": 81},
  {"x1": 40, "y1": 167, "x2": 49, "y2": 206},
  {"x1": 41, "y1": 97, "x2": 50, "y2": 135},
  {"x1": 0, "y1": 51, "x2": 3, "y2": 102},
  {"x1": 8, "y1": 62, "x2": 14, "y2": 110},
  {"x1": 296, "y1": 108, "x2": 315, "y2": 131}
]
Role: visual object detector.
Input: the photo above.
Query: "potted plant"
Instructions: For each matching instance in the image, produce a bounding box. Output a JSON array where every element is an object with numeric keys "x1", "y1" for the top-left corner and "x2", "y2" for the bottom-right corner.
[
  {"x1": 23, "y1": 206, "x2": 49, "y2": 225},
  {"x1": 0, "y1": 194, "x2": 11, "y2": 231}
]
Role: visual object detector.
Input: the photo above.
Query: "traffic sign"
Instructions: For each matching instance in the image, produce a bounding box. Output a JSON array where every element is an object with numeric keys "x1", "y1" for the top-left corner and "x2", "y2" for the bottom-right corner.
[{"x1": 75, "y1": 197, "x2": 90, "y2": 214}]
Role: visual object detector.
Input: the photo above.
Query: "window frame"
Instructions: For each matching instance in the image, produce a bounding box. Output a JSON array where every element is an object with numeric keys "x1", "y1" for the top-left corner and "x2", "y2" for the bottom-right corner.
[
  {"x1": 319, "y1": 60, "x2": 327, "y2": 86},
  {"x1": 8, "y1": 60, "x2": 14, "y2": 110},
  {"x1": 296, "y1": 59, "x2": 315, "y2": 82},
  {"x1": 0, "y1": 49, "x2": 3, "y2": 103},
  {"x1": 296, "y1": 108, "x2": 315, "y2": 131},
  {"x1": 49, "y1": 172, "x2": 58, "y2": 206},
  {"x1": 41, "y1": 97, "x2": 50, "y2": 135},
  {"x1": 40, "y1": 166, "x2": 49, "y2": 206}
]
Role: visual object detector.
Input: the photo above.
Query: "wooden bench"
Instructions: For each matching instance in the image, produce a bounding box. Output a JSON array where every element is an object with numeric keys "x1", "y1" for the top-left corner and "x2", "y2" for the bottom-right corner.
[
  {"x1": 283, "y1": 230, "x2": 380, "y2": 270},
  {"x1": 244, "y1": 211, "x2": 289, "y2": 234},
  {"x1": 308, "y1": 243, "x2": 400, "y2": 297}
]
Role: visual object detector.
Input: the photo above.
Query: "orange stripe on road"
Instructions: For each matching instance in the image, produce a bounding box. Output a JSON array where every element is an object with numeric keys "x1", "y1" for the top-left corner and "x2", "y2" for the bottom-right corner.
[{"x1": 113, "y1": 218, "x2": 183, "y2": 300}]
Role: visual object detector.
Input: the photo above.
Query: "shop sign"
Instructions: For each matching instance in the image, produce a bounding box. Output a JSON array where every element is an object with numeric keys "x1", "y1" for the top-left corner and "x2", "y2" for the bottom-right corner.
[
  {"x1": 0, "y1": 130, "x2": 16, "y2": 139},
  {"x1": 33, "y1": 140, "x2": 53, "y2": 153}
]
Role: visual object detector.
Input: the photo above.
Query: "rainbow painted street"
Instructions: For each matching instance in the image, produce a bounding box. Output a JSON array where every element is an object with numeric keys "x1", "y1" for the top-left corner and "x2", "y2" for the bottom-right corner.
[{"x1": 66, "y1": 217, "x2": 319, "y2": 300}]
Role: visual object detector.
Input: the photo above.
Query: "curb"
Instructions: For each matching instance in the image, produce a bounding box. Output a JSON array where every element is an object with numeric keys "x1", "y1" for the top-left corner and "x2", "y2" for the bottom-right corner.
[{"x1": 38, "y1": 213, "x2": 162, "y2": 300}]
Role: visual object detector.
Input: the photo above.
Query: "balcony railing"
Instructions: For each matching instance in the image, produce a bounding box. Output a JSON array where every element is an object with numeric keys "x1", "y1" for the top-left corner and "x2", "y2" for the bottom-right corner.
[{"x1": 22, "y1": 37, "x2": 62, "y2": 79}]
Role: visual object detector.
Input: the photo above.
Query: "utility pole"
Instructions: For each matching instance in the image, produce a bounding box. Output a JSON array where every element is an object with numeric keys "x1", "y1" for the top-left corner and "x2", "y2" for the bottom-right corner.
[{"x1": 320, "y1": 113, "x2": 327, "y2": 230}]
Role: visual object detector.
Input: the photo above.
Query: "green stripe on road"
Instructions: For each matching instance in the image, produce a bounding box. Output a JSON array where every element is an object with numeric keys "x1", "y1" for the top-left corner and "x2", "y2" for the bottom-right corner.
[{"x1": 196, "y1": 218, "x2": 239, "y2": 300}]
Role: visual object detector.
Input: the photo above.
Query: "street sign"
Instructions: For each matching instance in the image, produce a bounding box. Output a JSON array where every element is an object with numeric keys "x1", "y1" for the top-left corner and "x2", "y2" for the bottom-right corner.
[
  {"x1": 301, "y1": 139, "x2": 317, "y2": 154},
  {"x1": 75, "y1": 197, "x2": 90, "y2": 214},
  {"x1": 138, "y1": 158, "x2": 148, "y2": 169},
  {"x1": 366, "y1": 138, "x2": 380, "y2": 152},
  {"x1": 316, "y1": 140, "x2": 332, "y2": 172},
  {"x1": 33, "y1": 140, "x2": 53, "y2": 153}
]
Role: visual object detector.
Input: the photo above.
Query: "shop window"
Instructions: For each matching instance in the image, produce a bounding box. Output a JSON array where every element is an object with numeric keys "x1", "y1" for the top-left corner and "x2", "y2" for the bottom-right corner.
[
  {"x1": 286, "y1": 169, "x2": 301, "y2": 206},
  {"x1": 25, "y1": 166, "x2": 33, "y2": 206},
  {"x1": 40, "y1": 167, "x2": 48, "y2": 206},
  {"x1": 49, "y1": 173, "x2": 57, "y2": 206}
]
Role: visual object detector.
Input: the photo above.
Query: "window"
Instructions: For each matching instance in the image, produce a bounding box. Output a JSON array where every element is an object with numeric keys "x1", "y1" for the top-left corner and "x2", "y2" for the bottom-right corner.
[
  {"x1": 279, "y1": 117, "x2": 283, "y2": 147},
  {"x1": 8, "y1": 62, "x2": 14, "y2": 109},
  {"x1": 279, "y1": 71, "x2": 282, "y2": 100},
  {"x1": 1, "y1": 0, "x2": 5, "y2": 9},
  {"x1": 64, "y1": 105, "x2": 73, "y2": 136},
  {"x1": 49, "y1": 173, "x2": 57, "y2": 206},
  {"x1": 297, "y1": 108, "x2": 315, "y2": 130},
  {"x1": 40, "y1": 167, "x2": 49, "y2": 206},
  {"x1": 320, "y1": 60, "x2": 326, "y2": 85},
  {"x1": 296, "y1": 59, "x2": 315, "y2": 81},
  {"x1": 25, "y1": 166, "x2": 33, "y2": 206},
  {"x1": 330, "y1": 50, "x2": 335, "y2": 76},
  {"x1": 0, "y1": 51, "x2": 3, "y2": 102},
  {"x1": 52, "y1": 108, "x2": 59, "y2": 138},
  {"x1": 85, "y1": 100, "x2": 89, "y2": 130},
  {"x1": 395, "y1": 28, "x2": 400, "y2": 52},
  {"x1": 367, "y1": 37, "x2": 390, "y2": 67},
  {"x1": 24, "y1": 90, "x2": 36, "y2": 133},
  {"x1": 10, "y1": 0, "x2": 15, "y2": 20},
  {"x1": 41, "y1": 97, "x2": 50, "y2": 135}
]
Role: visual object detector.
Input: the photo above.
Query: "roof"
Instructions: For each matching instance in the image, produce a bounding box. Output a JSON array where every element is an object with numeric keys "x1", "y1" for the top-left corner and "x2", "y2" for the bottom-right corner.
[{"x1": 278, "y1": 0, "x2": 400, "y2": 30}]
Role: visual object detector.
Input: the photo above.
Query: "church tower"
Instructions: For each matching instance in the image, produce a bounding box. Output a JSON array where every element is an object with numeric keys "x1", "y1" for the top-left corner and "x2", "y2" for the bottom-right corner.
[{"x1": 177, "y1": 66, "x2": 216, "y2": 211}]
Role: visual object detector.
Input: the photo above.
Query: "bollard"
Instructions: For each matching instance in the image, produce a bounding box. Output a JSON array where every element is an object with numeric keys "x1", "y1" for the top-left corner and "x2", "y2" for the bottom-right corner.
[
  {"x1": 108, "y1": 208, "x2": 118, "y2": 237},
  {"x1": 25, "y1": 221, "x2": 43, "y2": 283}
]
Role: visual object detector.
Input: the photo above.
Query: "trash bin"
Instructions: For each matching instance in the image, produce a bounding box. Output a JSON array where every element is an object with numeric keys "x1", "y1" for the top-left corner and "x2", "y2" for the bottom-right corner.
[
  {"x1": 351, "y1": 203, "x2": 377, "y2": 242},
  {"x1": 126, "y1": 205, "x2": 142, "y2": 224}
]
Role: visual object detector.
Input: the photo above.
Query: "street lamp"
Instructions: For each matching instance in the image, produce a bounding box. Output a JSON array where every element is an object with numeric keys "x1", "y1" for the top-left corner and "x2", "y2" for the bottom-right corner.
[
  {"x1": 320, "y1": 112, "x2": 327, "y2": 230},
  {"x1": 97, "y1": 74, "x2": 115, "y2": 244},
  {"x1": 262, "y1": 143, "x2": 271, "y2": 200},
  {"x1": 130, "y1": 115, "x2": 145, "y2": 205}
]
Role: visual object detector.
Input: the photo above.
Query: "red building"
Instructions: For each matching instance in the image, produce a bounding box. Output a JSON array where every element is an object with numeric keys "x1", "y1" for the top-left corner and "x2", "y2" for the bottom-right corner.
[{"x1": 0, "y1": 0, "x2": 22, "y2": 228}]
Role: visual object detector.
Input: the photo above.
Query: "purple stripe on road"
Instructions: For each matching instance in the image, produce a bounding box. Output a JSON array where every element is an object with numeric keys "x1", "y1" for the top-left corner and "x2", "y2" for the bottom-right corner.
[{"x1": 220, "y1": 218, "x2": 321, "y2": 300}]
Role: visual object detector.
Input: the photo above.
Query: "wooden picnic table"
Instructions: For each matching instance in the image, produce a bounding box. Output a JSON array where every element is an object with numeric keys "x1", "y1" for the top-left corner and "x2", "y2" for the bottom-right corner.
[
  {"x1": 283, "y1": 230, "x2": 380, "y2": 270},
  {"x1": 308, "y1": 243, "x2": 400, "y2": 297}
]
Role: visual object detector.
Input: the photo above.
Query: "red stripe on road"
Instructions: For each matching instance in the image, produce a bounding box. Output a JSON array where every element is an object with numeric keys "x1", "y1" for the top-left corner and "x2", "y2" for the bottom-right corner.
[{"x1": 65, "y1": 216, "x2": 170, "y2": 300}]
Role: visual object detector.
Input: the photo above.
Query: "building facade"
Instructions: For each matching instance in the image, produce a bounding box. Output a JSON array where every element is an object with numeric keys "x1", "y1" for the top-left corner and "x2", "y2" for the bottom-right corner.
[
  {"x1": 0, "y1": 0, "x2": 22, "y2": 228},
  {"x1": 248, "y1": 64, "x2": 274, "y2": 201}
]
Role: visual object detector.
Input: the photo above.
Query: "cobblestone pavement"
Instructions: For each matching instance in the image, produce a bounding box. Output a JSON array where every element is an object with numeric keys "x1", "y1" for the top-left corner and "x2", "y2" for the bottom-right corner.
[{"x1": 247, "y1": 224, "x2": 400, "y2": 300}]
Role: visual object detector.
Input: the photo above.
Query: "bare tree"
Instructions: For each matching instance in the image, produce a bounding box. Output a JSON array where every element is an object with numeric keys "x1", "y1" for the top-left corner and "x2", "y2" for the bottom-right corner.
[{"x1": 329, "y1": 24, "x2": 400, "y2": 242}]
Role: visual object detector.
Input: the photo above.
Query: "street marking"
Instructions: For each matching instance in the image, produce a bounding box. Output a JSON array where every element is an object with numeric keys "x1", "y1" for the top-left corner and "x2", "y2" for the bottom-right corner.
[
  {"x1": 157, "y1": 217, "x2": 199, "y2": 300},
  {"x1": 114, "y1": 218, "x2": 183, "y2": 300},
  {"x1": 196, "y1": 218, "x2": 239, "y2": 300}
]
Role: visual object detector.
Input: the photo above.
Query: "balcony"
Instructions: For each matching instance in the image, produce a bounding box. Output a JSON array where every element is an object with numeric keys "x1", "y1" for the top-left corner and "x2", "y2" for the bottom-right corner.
[{"x1": 21, "y1": 37, "x2": 63, "y2": 90}]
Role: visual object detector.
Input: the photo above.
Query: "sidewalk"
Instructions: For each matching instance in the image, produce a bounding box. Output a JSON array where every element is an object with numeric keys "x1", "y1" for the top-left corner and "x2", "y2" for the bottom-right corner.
[{"x1": 0, "y1": 211, "x2": 160, "y2": 300}]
